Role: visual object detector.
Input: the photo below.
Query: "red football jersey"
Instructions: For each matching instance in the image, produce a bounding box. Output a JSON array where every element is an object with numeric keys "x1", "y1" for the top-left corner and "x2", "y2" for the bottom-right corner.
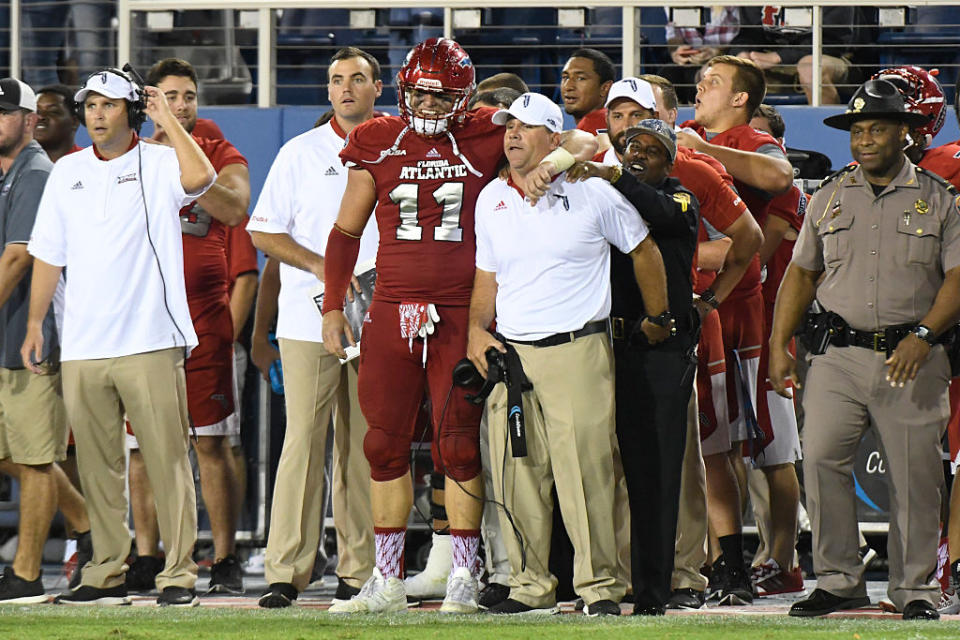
[
  {"x1": 919, "y1": 142, "x2": 960, "y2": 189},
  {"x1": 182, "y1": 136, "x2": 249, "y2": 333},
  {"x1": 762, "y1": 187, "x2": 807, "y2": 306},
  {"x1": 681, "y1": 121, "x2": 784, "y2": 300},
  {"x1": 226, "y1": 217, "x2": 259, "y2": 292},
  {"x1": 673, "y1": 149, "x2": 749, "y2": 293},
  {"x1": 577, "y1": 108, "x2": 607, "y2": 135},
  {"x1": 340, "y1": 108, "x2": 504, "y2": 305}
]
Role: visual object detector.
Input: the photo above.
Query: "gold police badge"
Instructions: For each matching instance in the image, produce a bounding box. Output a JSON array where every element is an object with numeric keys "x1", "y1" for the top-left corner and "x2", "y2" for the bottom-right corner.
[{"x1": 915, "y1": 199, "x2": 929, "y2": 215}]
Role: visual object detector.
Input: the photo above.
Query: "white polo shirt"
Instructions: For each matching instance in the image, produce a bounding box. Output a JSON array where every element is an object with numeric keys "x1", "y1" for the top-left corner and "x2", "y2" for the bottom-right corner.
[
  {"x1": 475, "y1": 174, "x2": 648, "y2": 340},
  {"x1": 248, "y1": 121, "x2": 379, "y2": 342},
  {"x1": 28, "y1": 141, "x2": 204, "y2": 361}
]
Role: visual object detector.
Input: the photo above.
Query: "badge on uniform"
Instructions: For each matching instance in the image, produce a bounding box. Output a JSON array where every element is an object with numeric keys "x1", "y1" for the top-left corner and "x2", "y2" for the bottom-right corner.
[
  {"x1": 915, "y1": 199, "x2": 929, "y2": 215},
  {"x1": 830, "y1": 200, "x2": 842, "y2": 219}
]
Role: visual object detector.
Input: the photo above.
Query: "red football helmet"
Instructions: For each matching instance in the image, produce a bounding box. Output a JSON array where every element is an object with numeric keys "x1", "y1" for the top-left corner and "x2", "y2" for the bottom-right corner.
[
  {"x1": 397, "y1": 38, "x2": 475, "y2": 136},
  {"x1": 871, "y1": 66, "x2": 946, "y2": 146}
]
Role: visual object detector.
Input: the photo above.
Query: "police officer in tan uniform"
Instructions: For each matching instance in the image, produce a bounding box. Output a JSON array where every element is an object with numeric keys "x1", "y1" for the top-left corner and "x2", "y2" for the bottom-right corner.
[{"x1": 769, "y1": 79, "x2": 960, "y2": 620}]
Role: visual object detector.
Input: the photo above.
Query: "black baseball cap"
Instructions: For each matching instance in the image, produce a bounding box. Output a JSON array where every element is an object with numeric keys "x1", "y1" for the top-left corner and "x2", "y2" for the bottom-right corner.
[{"x1": 0, "y1": 78, "x2": 37, "y2": 112}]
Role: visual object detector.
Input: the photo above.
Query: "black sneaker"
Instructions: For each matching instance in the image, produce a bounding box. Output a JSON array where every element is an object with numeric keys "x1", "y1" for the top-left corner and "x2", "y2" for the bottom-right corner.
[
  {"x1": 69, "y1": 532, "x2": 94, "y2": 591},
  {"x1": 208, "y1": 555, "x2": 244, "y2": 594},
  {"x1": 478, "y1": 582, "x2": 510, "y2": 610},
  {"x1": 666, "y1": 588, "x2": 705, "y2": 610},
  {"x1": 0, "y1": 566, "x2": 48, "y2": 604},
  {"x1": 332, "y1": 577, "x2": 360, "y2": 604},
  {"x1": 157, "y1": 586, "x2": 199, "y2": 607},
  {"x1": 718, "y1": 565, "x2": 754, "y2": 606},
  {"x1": 55, "y1": 584, "x2": 131, "y2": 605},
  {"x1": 706, "y1": 558, "x2": 727, "y2": 602},
  {"x1": 789, "y1": 588, "x2": 870, "y2": 617},
  {"x1": 488, "y1": 597, "x2": 559, "y2": 615},
  {"x1": 585, "y1": 599, "x2": 621, "y2": 616},
  {"x1": 258, "y1": 582, "x2": 298, "y2": 609},
  {"x1": 125, "y1": 555, "x2": 163, "y2": 592}
]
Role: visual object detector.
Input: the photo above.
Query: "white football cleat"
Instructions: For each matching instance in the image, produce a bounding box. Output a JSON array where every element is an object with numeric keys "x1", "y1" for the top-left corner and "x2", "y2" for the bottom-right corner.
[
  {"x1": 327, "y1": 568, "x2": 407, "y2": 614},
  {"x1": 439, "y1": 567, "x2": 479, "y2": 614}
]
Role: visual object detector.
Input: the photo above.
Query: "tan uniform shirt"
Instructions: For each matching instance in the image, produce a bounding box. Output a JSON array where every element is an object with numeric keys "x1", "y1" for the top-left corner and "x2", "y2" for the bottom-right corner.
[{"x1": 792, "y1": 159, "x2": 960, "y2": 330}]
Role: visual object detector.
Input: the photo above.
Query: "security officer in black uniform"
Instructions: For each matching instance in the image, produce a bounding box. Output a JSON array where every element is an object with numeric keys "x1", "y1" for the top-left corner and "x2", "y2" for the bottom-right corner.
[
  {"x1": 770, "y1": 79, "x2": 960, "y2": 621},
  {"x1": 568, "y1": 119, "x2": 699, "y2": 615}
]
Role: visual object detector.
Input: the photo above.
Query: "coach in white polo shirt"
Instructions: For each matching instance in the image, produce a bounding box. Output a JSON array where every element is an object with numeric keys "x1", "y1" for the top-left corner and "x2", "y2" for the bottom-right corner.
[
  {"x1": 247, "y1": 47, "x2": 380, "y2": 608},
  {"x1": 22, "y1": 68, "x2": 215, "y2": 606},
  {"x1": 467, "y1": 92, "x2": 670, "y2": 616}
]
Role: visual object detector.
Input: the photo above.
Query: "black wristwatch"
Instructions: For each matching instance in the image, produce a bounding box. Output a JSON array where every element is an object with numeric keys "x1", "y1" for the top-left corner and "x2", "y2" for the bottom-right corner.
[
  {"x1": 699, "y1": 288, "x2": 720, "y2": 310},
  {"x1": 912, "y1": 324, "x2": 937, "y2": 346},
  {"x1": 646, "y1": 311, "x2": 677, "y2": 335}
]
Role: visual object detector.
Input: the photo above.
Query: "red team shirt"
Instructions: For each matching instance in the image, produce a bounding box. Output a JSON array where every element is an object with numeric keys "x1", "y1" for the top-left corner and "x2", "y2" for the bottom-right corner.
[
  {"x1": 681, "y1": 121, "x2": 788, "y2": 301},
  {"x1": 182, "y1": 136, "x2": 249, "y2": 337},
  {"x1": 339, "y1": 108, "x2": 504, "y2": 306},
  {"x1": 576, "y1": 108, "x2": 608, "y2": 136},
  {"x1": 226, "y1": 217, "x2": 259, "y2": 290}
]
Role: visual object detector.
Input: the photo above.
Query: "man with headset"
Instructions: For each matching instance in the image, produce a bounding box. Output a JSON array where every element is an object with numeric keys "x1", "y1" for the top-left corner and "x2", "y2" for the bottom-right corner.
[{"x1": 21, "y1": 67, "x2": 215, "y2": 607}]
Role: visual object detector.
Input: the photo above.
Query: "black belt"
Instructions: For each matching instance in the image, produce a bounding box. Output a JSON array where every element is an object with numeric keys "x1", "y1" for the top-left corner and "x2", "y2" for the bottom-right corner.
[
  {"x1": 830, "y1": 323, "x2": 947, "y2": 352},
  {"x1": 507, "y1": 319, "x2": 609, "y2": 348},
  {"x1": 611, "y1": 316, "x2": 638, "y2": 341}
]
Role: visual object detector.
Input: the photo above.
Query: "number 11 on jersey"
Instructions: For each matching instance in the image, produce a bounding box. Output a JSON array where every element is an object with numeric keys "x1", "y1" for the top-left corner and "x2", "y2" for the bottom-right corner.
[{"x1": 389, "y1": 183, "x2": 464, "y2": 242}]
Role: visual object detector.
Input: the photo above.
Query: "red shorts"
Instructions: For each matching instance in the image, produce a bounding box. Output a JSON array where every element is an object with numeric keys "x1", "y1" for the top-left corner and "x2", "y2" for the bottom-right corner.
[
  {"x1": 718, "y1": 292, "x2": 764, "y2": 442},
  {"x1": 949, "y1": 378, "x2": 960, "y2": 472},
  {"x1": 751, "y1": 302, "x2": 801, "y2": 465},
  {"x1": 184, "y1": 327, "x2": 234, "y2": 428},
  {"x1": 358, "y1": 300, "x2": 482, "y2": 482},
  {"x1": 697, "y1": 309, "x2": 726, "y2": 443}
]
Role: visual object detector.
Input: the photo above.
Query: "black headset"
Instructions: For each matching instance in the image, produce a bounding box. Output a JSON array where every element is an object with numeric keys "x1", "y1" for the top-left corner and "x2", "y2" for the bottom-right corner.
[{"x1": 76, "y1": 65, "x2": 147, "y2": 132}]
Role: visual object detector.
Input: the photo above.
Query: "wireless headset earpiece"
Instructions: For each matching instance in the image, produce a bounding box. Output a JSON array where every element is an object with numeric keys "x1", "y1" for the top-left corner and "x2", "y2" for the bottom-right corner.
[{"x1": 76, "y1": 65, "x2": 147, "y2": 132}]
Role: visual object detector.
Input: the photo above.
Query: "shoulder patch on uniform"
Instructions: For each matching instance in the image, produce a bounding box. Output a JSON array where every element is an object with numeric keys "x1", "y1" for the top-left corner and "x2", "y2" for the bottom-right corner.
[
  {"x1": 816, "y1": 164, "x2": 856, "y2": 191},
  {"x1": 916, "y1": 165, "x2": 958, "y2": 194}
]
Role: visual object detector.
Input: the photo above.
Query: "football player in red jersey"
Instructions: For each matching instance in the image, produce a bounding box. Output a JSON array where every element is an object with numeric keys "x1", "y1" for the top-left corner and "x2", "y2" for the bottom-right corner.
[
  {"x1": 321, "y1": 38, "x2": 596, "y2": 614},
  {"x1": 676, "y1": 55, "x2": 795, "y2": 605},
  {"x1": 872, "y1": 65, "x2": 960, "y2": 614},
  {"x1": 125, "y1": 58, "x2": 250, "y2": 595}
]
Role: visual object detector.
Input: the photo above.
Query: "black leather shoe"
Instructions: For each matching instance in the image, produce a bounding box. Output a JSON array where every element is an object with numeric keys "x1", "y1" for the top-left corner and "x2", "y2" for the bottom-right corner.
[
  {"x1": 789, "y1": 588, "x2": 870, "y2": 617},
  {"x1": 902, "y1": 599, "x2": 939, "y2": 620},
  {"x1": 632, "y1": 604, "x2": 666, "y2": 616},
  {"x1": 478, "y1": 582, "x2": 510, "y2": 610},
  {"x1": 585, "y1": 599, "x2": 621, "y2": 616}
]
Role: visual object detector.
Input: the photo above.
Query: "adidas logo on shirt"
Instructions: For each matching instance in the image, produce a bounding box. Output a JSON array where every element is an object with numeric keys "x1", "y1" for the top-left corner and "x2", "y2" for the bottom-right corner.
[
  {"x1": 426, "y1": 147, "x2": 441, "y2": 159},
  {"x1": 325, "y1": 166, "x2": 339, "y2": 176},
  {"x1": 71, "y1": 181, "x2": 84, "y2": 190},
  {"x1": 494, "y1": 200, "x2": 507, "y2": 212}
]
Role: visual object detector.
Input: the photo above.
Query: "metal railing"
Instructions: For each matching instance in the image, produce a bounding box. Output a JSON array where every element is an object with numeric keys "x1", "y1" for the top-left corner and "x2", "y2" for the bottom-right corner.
[{"x1": 0, "y1": 1, "x2": 956, "y2": 107}]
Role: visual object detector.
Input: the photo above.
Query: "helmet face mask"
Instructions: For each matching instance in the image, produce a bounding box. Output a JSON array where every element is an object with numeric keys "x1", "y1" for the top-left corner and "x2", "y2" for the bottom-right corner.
[
  {"x1": 871, "y1": 66, "x2": 945, "y2": 148},
  {"x1": 397, "y1": 37, "x2": 475, "y2": 136}
]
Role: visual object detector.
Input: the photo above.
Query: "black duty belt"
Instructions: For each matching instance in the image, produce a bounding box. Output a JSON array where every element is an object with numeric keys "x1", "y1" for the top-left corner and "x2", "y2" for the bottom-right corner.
[
  {"x1": 507, "y1": 319, "x2": 609, "y2": 348},
  {"x1": 830, "y1": 323, "x2": 947, "y2": 352}
]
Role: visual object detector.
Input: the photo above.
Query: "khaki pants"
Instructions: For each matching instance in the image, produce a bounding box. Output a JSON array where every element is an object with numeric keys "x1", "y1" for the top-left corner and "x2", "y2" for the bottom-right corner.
[
  {"x1": 265, "y1": 339, "x2": 372, "y2": 591},
  {"x1": 487, "y1": 332, "x2": 626, "y2": 608},
  {"x1": 672, "y1": 388, "x2": 709, "y2": 591},
  {"x1": 331, "y1": 357, "x2": 374, "y2": 587},
  {"x1": 62, "y1": 348, "x2": 197, "y2": 590},
  {"x1": 480, "y1": 411, "x2": 510, "y2": 585},
  {"x1": 803, "y1": 345, "x2": 949, "y2": 609}
]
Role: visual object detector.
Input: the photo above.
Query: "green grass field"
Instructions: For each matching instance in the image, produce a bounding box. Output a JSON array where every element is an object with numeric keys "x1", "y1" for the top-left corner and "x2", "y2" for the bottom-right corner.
[{"x1": 0, "y1": 607, "x2": 957, "y2": 640}]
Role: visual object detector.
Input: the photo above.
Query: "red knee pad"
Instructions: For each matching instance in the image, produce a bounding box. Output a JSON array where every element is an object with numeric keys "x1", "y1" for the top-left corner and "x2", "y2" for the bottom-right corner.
[
  {"x1": 436, "y1": 425, "x2": 481, "y2": 482},
  {"x1": 364, "y1": 426, "x2": 410, "y2": 482}
]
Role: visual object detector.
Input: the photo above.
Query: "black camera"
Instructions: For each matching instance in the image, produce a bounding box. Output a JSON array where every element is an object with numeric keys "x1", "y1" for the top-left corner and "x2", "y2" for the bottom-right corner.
[{"x1": 453, "y1": 349, "x2": 506, "y2": 405}]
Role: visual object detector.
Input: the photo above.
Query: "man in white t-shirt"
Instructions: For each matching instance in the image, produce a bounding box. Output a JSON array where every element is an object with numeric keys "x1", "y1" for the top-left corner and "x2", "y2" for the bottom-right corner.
[
  {"x1": 466, "y1": 92, "x2": 671, "y2": 616},
  {"x1": 21, "y1": 67, "x2": 215, "y2": 607},
  {"x1": 247, "y1": 47, "x2": 381, "y2": 609}
]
